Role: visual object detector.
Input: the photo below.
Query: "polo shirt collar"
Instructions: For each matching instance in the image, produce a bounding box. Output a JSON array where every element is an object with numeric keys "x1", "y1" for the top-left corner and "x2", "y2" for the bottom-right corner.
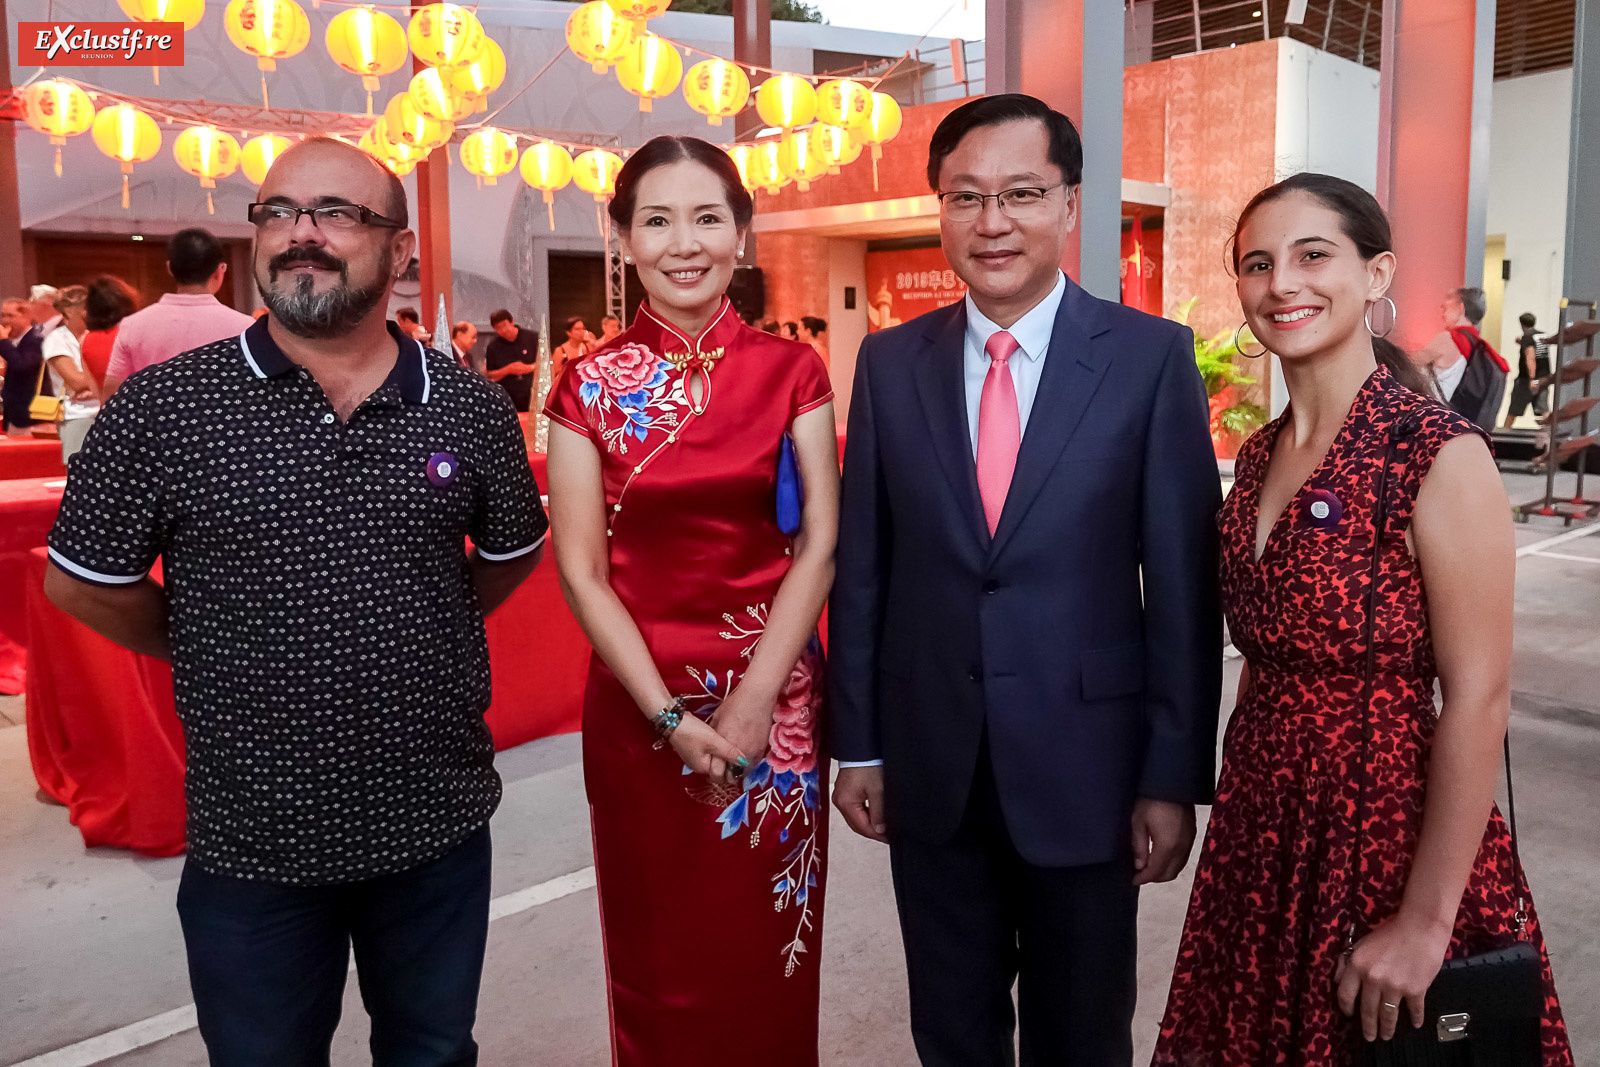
[{"x1": 239, "y1": 315, "x2": 432, "y2": 405}]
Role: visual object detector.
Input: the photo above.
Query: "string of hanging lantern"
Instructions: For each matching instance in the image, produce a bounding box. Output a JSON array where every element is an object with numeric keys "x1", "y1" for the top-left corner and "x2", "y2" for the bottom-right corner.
[{"x1": 12, "y1": 0, "x2": 908, "y2": 217}]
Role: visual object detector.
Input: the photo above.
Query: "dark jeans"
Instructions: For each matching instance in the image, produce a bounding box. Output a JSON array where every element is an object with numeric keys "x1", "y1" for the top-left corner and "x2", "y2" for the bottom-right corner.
[
  {"x1": 177, "y1": 825, "x2": 492, "y2": 1067},
  {"x1": 889, "y1": 743, "x2": 1140, "y2": 1067}
]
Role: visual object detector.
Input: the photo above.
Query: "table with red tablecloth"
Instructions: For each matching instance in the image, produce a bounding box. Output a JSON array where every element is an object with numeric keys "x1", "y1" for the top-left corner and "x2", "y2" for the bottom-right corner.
[
  {"x1": 0, "y1": 435, "x2": 66, "y2": 481},
  {"x1": 10, "y1": 448, "x2": 587, "y2": 856},
  {"x1": 0, "y1": 477, "x2": 66, "y2": 693}
]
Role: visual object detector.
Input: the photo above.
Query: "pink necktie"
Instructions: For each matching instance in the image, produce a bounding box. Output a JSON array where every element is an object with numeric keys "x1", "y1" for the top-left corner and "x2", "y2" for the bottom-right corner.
[{"x1": 976, "y1": 330, "x2": 1022, "y2": 536}]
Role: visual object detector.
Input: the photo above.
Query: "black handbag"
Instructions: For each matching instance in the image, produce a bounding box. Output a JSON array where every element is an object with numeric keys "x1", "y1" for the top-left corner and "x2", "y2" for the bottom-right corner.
[{"x1": 1349, "y1": 418, "x2": 1544, "y2": 1067}]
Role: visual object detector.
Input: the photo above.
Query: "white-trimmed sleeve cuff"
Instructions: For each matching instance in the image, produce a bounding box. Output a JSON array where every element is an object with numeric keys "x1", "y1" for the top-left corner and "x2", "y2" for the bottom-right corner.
[
  {"x1": 475, "y1": 530, "x2": 547, "y2": 562},
  {"x1": 836, "y1": 759, "x2": 884, "y2": 768},
  {"x1": 47, "y1": 547, "x2": 149, "y2": 586}
]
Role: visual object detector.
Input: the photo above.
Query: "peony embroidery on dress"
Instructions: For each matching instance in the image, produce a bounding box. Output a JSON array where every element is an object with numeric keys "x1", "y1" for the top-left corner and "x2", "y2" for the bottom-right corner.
[
  {"x1": 680, "y1": 604, "x2": 824, "y2": 977},
  {"x1": 575, "y1": 341, "x2": 688, "y2": 454}
]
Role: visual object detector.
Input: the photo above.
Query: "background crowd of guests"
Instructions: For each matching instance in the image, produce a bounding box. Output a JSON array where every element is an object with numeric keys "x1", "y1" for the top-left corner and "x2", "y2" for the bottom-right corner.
[{"x1": 0, "y1": 228, "x2": 254, "y2": 459}]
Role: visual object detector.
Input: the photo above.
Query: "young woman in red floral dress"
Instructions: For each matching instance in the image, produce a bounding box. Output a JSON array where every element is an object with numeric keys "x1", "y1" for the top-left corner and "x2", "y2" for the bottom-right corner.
[
  {"x1": 1154, "y1": 174, "x2": 1572, "y2": 1065},
  {"x1": 545, "y1": 136, "x2": 838, "y2": 1066}
]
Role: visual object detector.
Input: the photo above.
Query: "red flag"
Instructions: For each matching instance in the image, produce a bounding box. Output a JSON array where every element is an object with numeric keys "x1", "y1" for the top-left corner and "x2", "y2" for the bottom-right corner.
[{"x1": 1123, "y1": 213, "x2": 1147, "y2": 312}]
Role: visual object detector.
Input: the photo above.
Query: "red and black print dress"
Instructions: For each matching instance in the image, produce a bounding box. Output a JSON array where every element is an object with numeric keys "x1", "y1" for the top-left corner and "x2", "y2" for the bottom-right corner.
[{"x1": 1154, "y1": 365, "x2": 1572, "y2": 1065}]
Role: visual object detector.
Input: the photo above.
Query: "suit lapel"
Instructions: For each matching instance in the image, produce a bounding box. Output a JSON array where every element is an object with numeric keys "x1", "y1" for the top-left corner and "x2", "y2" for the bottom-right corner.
[
  {"x1": 988, "y1": 281, "x2": 1113, "y2": 560},
  {"x1": 913, "y1": 304, "x2": 990, "y2": 552}
]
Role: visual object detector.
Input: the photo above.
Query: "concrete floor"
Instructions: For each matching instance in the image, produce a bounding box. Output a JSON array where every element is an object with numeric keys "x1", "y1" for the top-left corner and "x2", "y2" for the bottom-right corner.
[{"x1": 1, "y1": 472, "x2": 1596, "y2": 1066}]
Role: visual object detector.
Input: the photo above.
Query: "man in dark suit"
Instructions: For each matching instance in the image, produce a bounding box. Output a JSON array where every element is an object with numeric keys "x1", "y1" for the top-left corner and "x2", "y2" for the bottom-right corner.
[{"x1": 829, "y1": 94, "x2": 1222, "y2": 1065}]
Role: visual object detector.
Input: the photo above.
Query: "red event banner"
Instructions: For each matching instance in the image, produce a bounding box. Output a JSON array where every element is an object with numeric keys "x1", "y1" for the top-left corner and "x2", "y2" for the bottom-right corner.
[
  {"x1": 19, "y1": 22, "x2": 185, "y2": 66},
  {"x1": 864, "y1": 246, "x2": 969, "y2": 333}
]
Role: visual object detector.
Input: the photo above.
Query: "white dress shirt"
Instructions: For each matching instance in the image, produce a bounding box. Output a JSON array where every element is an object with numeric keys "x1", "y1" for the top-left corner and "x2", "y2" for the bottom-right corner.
[
  {"x1": 962, "y1": 270, "x2": 1067, "y2": 457},
  {"x1": 836, "y1": 272, "x2": 1069, "y2": 771}
]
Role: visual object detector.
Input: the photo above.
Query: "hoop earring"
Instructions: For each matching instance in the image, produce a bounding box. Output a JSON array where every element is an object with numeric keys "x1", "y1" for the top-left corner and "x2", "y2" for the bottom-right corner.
[
  {"x1": 1365, "y1": 296, "x2": 1396, "y2": 338},
  {"x1": 1232, "y1": 323, "x2": 1266, "y2": 358}
]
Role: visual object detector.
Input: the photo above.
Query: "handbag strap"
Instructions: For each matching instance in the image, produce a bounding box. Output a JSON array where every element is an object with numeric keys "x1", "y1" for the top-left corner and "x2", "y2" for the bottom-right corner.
[{"x1": 1346, "y1": 412, "x2": 1528, "y2": 951}]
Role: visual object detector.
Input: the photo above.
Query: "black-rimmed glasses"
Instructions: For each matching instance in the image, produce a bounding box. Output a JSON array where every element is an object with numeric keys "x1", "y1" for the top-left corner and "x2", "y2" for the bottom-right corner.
[
  {"x1": 247, "y1": 202, "x2": 405, "y2": 232},
  {"x1": 936, "y1": 184, "x2": 1065, "y2": 222}
]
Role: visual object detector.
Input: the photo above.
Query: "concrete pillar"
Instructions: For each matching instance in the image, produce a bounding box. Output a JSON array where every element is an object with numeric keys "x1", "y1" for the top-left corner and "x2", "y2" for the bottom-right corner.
[
  {"x1": 413, "y1": 58, "x2": 452, "y2": 325},
  {"x1": 0, "y1": 16, "x2": 28, "y2": 301},
  {"x1": 1567, "y1": 0, "x2": 1600, "y2": 300},
  {"x1": 732, "y1": 0, "x2": 772, "y2": 141},
  {"x1": 983, "y1": 0, "x2": 1123, "y2": 301},
  {"x1": 1376, "y1": 0, "x2": 1497, "y2": 350}
]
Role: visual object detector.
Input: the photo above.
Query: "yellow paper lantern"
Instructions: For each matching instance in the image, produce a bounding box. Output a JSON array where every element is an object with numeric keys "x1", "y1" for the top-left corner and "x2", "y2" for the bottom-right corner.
[
  {"x1": 358, "y1": 124, "x2": 419, "y2": 179},
  {"x1": 565, "y1": 1, "x2": 636, "y2": 75},
  {"x1": 776, "y1": 127, "x2": 829, "y2": 192},
  {"x1": 118, "y1": 0, "x2": 205, "y2": 27},
  {"x1": 446, "y1": 37, "x2": 506, "y2": 113},
  {"x1": 174, "y1": 125, "x2": 241, "y2": 215},
  {"x1": 725, "y1": 143, "x2": 757, "y2": 191},
  {"x1": 614, "y1": 34, "x2": 682, "y2": 113},
  {"x1": 459, "y1": 128, "x2": 518, "y2": 186},
  {"x1": 572, "y1": 148, "x2": 623, "y2": 201},
  {"x1": 750, "y1": 139, "x2": 791, "y2": 195},
  {"x1": 174, "y1": 125, "x2": 241, "y2": 188},
  {"x1": 325, "y1": 7, "x2": 407, "y2": 95},
  {"x1": 91, "y1": 104, "x2": 161, "y2": 209},
  {"x1": 816, "y1": 78, "x2": 873, "y2": 131},
  {"x1": 859, "y1": 90, "x2": 902, "y2": 189},
  {"x1": 118, "y1": 0, "x2": 206, "y2": 83},
  {"x1": 408, "y1": 67, "x2": 476, "y2": 122},
  {"x1": 407, "y1": 3, "x2": 484, "y2": 68},
  {"x1": 815, "y1": 124, "x2": 862, "y2": 174},
  {"x1": 383, "y1": 93, "x2": 454, "y2": 152},
  {"x1": 683, "y1": 58, "x2": 749, "y2": 127},
  {"x1": 224, "y1": 0, "x2": 311, "y2": 72},
  {"x1": 520, "y1": 141, "x2": 574, "y2": 230},
  {"x1": 240, "y1": 133, "x2": 293, "y2": 185},
  {"x1": 754, "y1": 73, "x2": 817, "y2": 132},
  {"x1": 605, "y1": 0, "x2": 671, "y2": 20},
  {"x1": 369, "y1": 118, "x2": 426, "y2": 165},
  {"x1": 859, "y1": 91, "x2": 903, "y2": 158},
  {"x1": 21, "y1": 80, "x2": 94, "y2": 176}
]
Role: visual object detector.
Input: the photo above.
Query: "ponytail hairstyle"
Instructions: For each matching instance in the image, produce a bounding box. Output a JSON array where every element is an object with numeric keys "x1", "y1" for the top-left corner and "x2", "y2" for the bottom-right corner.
[{"x1": 1370, "y1": 336, "x2": 1433, "y2": 396}]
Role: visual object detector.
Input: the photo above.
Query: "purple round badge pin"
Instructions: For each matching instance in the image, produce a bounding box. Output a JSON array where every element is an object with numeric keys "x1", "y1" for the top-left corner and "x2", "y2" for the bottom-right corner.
[
  {"x1": 427, "y1": 452, "x2": 459, "y2": 488},
  {"x1": 1301, "y1": 488, "x2": 1343, "y2": 529}
]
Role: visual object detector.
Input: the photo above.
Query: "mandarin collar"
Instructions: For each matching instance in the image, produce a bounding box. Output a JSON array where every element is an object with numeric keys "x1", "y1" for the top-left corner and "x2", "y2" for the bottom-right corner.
[
  {"x1": 629, "y1": 297, "x2": 742, "y2": 357},
  {"x1": 239, "y1": 315, "x2": 432, "y2": 404}
]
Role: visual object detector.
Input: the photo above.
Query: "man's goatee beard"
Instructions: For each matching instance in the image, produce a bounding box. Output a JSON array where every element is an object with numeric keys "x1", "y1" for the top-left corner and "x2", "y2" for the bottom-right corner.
[{"x1": 257, "y1": 250, "x2": 392, "y2": 340}]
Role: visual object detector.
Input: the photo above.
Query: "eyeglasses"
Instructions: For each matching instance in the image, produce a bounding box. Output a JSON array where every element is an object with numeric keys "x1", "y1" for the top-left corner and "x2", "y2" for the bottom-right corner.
[
  {"x1": 936, "y1": 184, "x2": 1064, "y2": 222},
  {"x1": 246, "y1": 202, "x2": 404, "y2": 232}
]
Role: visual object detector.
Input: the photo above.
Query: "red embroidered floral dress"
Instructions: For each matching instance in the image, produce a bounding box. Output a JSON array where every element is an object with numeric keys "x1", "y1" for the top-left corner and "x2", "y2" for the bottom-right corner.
[
  {"x1": 1154, "y1": 366, "x2": 1572, "y2": 1066},
  {"x1": 544, "y1": 298, "x2": 834, "y2": 1067}
]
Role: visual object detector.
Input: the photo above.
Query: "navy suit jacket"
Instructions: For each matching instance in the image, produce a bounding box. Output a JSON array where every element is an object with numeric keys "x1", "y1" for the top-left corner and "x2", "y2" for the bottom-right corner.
[{"x1": 827, "y1": 279, "x2": 1223, "y2": 867}]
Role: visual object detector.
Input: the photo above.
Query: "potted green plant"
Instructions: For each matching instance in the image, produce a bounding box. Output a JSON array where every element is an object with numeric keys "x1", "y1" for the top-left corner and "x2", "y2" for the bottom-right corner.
[{"x1": 1173, "y1": 298, "x2": 1269, "y2": 455}]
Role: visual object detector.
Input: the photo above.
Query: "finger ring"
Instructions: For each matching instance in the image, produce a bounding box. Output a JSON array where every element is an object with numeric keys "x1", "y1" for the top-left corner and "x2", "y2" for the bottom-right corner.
[{"x1": 1381, "y1": 1001, "x2": 1398, "y2": 1011}]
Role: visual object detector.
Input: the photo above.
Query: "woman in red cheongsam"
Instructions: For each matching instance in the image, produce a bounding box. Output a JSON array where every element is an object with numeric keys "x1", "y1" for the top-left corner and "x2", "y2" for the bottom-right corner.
[
  {"x1": 1154, "y1": 174, "x2": 1572, "y2": 1065},
  {"x1": 545, "y1": 136, "x2": 838, "y2": 1066}
]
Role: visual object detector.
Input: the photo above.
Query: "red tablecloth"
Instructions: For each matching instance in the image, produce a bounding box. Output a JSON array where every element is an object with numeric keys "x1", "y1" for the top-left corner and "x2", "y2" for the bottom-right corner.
[
  {"x1": 25, "y1": 548, "x2": 186, "y2": 855},
  {"x1": 0, "y1": 477, "x2": 66, "y2": 693},
  {"x1": 16, "y1": 483, "x2": 586, "y2": 856},
  {"x1": 0, "y1": 436, "x2": 66, "y2": 481}
]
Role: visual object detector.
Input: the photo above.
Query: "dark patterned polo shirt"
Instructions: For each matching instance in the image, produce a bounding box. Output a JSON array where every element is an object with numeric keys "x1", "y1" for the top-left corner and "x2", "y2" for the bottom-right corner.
[{"x1": 48, "y1": 316, "x2": 548, "y2": 885}]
